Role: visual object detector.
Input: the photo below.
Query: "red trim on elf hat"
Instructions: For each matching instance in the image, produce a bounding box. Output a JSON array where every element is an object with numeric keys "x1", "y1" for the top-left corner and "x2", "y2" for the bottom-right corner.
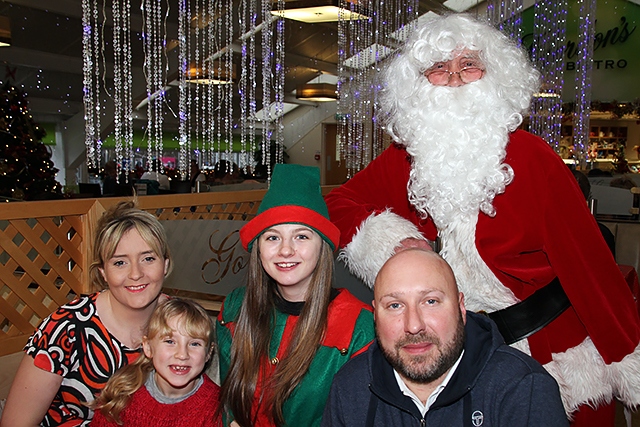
[{"x1": 240, "y1": 205, "x2": 340, "y2": 251}]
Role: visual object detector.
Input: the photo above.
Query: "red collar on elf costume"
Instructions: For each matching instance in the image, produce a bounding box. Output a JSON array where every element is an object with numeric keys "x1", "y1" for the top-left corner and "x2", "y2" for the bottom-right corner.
[{"x1": 239, "y1": 164, "x2": 340, "y2": 252}]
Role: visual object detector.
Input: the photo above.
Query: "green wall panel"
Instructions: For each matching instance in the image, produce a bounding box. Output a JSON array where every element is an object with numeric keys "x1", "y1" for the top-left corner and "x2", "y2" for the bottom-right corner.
[{"x1": 521, "y1": 0, "x2": 640, "y2": 102}]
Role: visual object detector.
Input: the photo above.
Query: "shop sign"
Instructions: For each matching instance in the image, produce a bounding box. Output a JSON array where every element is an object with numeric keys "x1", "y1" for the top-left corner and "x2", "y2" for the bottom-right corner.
[{"x1": 521, "y1": 0, "x2": 640, "y2": 102}]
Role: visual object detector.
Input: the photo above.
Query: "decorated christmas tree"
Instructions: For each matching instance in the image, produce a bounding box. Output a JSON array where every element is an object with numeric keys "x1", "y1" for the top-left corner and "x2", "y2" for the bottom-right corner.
[{"x1": 0, "y1": 82, "x2": 62, "y2": 200}]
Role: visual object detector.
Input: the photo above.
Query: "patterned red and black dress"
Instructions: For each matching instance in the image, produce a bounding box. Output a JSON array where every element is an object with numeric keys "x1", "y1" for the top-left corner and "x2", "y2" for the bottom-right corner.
[{"x1": 24, "y1": 292, "x2": 140, "y2": 427}]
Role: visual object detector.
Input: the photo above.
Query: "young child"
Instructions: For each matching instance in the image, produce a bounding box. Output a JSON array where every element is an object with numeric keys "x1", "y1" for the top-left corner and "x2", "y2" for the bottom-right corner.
[{"x1": 91, "y1": 298, "x2": 221, "y2": 427}]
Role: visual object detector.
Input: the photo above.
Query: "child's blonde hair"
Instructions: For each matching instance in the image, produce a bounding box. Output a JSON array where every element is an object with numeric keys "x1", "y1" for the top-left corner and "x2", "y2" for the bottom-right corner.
[{"x1": 92, "y1": 298, "x2": 214, "y2": 424}]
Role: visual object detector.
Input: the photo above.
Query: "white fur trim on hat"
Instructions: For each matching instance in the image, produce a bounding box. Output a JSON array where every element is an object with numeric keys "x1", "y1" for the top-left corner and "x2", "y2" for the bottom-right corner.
[{"x1": 338, "y1": 210, "x2": 428, "y2": 288}]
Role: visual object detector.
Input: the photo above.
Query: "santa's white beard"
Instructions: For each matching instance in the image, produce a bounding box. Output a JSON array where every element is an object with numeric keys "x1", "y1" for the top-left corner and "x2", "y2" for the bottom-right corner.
[
  {"x1": 397, "y1": 77, "x2": 525, "y2": 317},
  {"x1": 397, "y1": 77, "x2": 521, "y2": 229}
]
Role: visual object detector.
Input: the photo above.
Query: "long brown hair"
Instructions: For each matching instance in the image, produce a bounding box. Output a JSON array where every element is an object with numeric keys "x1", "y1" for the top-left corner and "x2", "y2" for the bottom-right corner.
[
  {"x1": 220, "y1": 239, "x2": 334, "y2": 426},
  {"x1": 92, "y1": 298, "x2": 214, "y2": 424}
]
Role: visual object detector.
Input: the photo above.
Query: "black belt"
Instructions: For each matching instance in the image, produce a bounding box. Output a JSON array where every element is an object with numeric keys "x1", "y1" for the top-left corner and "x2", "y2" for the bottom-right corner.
[{"x1": 486, "y1": 277, "x2": 571, "y2": 345}]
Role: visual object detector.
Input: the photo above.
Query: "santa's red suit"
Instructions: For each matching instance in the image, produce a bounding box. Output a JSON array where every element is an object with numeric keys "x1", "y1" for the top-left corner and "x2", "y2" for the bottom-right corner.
[{"x1": 326, "y1": 129, "x2": 640, "y2": 425}]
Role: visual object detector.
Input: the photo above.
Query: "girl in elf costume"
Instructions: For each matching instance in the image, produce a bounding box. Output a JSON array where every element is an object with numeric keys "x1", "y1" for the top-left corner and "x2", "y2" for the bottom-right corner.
[
  {"x1": 217, "y1": 164, "x2": 375, "y2": 427},
  {"x1": 91, "y1": 298, "x2": 221, "y2": 427}
]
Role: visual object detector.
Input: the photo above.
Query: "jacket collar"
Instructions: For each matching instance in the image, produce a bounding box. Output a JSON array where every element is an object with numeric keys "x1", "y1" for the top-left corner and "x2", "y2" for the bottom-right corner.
[
  {"x1": 368, "y1": 312, "x2": 500, "y2": 413},
  {"x1": 430, "y1": 312, "x2": 499, "y2": 408}
]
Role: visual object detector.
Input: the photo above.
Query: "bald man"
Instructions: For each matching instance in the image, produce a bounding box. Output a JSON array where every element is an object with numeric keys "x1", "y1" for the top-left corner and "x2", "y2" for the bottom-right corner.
[{"x1": 322, "y1": 249, "x2": 567, "y2": 427}]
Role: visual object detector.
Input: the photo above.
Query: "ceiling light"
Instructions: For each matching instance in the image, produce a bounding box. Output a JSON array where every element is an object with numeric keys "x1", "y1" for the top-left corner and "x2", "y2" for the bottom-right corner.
[
  {"x1": 273, "y1": 1, "x2": 368, "y2": 23},
  {"x1": 0, "y1": 16, "x2": 11, "y2": 47},
  {"x1": 533, "y1": 82, "x2": 562, "y2": 98},
  {"x1": 533, "y1": 92, "x2": 561, "y2": 98},
  {"x1": 296, "y1": 83, "x2": 338, "y2": 102},
  {"x1": 186, "y1": 61, "x2": 237, "y2": 85}
]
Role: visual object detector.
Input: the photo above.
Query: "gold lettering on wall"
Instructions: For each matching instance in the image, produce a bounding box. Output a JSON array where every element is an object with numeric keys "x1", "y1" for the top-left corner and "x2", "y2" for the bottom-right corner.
[{"x1": 202, "y1": 229, "x2": 248, "y2": 285}]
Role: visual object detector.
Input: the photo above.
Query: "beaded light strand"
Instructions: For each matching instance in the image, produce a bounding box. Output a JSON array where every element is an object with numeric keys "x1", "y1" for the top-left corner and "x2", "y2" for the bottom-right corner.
[
  {"x1": 224, "y1": 1, "x2": 234, "y2": 168},
  {"x1": 337, "y1": 4, "x2": 346, "y2": 174},
  {"x1": 261, "y1": 0, "x2": 273, "y2": 180},
  {"x1": 81, "y1": 0, "x2": 101, "y2": 170},
  {"x1": 123, "y1": 0, "x2": 134, "y2": 177},
  {"x1": 178, "y1": 0, "x2": 190, "y2": 178},
  {"x1": 248, "y1": 0, "x2": 258, "y2": 173},
  {"x1": 529, "y1": 0, "x2": 567, "y2": 153},
  {"x1": 238, "y1": 0, "x2": 249, "y2": 172},
  {"x1": 93, "y1": 0, "x2": 104, "y2": 169},
  {"x1": 210, "y1": 0, "x2": 220, "y2": 168},
  {"x1": 205, "y1": 0, "x2": 215, "y2": 169},
  {"x1": 338, "y1": 0, "x2": 418, "y2": 177},
  {"x1": 486, "y1": 0, "x2": 524, "y2": 42},
  {"x1": 339, "y1": 0, "x2": 364, "y2": 177},
  {"x1": 193, "y1": 0, "x2": 202, "y2": 177},
  {"x1": 216, "y1": 4, "x2": 224, "y2": 165},
  {"x1": 114, "y1": 0, "x2": 123, "y2": 175},
  {"x1": 573, "y1": 0, "x2": 597, "y2": 168},
  {"x1": 106, "y1": 0, "x2": 134, "y2": 181},
  {"x1": 273, "y1": 0, "x2": 285, "y2": 167},
  {"x1": 142, "y1": 0, "x2": 167, "y2": 174}
]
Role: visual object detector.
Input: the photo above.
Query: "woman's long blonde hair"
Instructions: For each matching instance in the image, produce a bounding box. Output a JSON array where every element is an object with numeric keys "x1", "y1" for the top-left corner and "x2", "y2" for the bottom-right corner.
[
  {"x1": 220, "y1": 239, "x2": 334, "y2": 427},
  {"x1": 92, "y1": 298, "x2": 214, "y2": 424}
]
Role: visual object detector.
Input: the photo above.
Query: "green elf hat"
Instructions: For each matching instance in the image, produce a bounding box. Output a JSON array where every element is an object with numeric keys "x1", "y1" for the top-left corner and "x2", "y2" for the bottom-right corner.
[{"x1": 240, "y1": 164, "x2": 340, "y2": 252}]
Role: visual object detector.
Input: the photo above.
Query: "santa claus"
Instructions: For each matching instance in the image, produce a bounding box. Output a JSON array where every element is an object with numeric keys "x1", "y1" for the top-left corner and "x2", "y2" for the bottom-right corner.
[{"x1": 326, "y1": 13, "x2": 640, "y2": 426}]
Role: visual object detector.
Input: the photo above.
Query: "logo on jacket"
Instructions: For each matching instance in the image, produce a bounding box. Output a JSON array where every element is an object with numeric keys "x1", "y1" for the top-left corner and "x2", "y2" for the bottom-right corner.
[{"x1": 472, "y1": 410, "x2": 484, "y2": 426}]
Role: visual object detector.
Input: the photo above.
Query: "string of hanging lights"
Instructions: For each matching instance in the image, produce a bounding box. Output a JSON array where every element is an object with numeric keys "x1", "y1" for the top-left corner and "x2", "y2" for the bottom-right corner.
[
  {"x1": 177, "y1": 0, "x2": 191, "y2": 179},
  {"x1": 81, "y1": 0, "x2": 101, "y2": 171},
  {"x1": 573, "y1": 0, "x2": 597, "y2": 168},
  {"x1": 337, "y1": 0, "x2": 418, "y2": 178},
  {"x1": 529, "y1": 0, "x2": 567, "y2": 153},
  {"x1": 487, "y1": 0, "x2": 524, "y2": 42},
  {"x1": 142, "y1": 0, "x2": 168, "y2": 176},
  {"x1": 111, "y1": 0, "x2": 134, "y2": 182},
  {"x1": 79, "y1": 1, "x2": 600, "y2": 183}
]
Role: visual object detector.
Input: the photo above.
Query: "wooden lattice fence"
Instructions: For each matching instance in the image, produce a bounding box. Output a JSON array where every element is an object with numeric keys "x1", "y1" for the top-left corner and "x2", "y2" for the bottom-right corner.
[{"x1": 0, "y1": 189, "x2": 282, "y2": 357}]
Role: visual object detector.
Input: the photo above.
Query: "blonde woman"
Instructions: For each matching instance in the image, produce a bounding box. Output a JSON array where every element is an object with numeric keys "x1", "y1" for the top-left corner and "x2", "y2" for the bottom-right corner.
[{"x1": 1, "y1": 201, "x2": 171, "y2": 427}]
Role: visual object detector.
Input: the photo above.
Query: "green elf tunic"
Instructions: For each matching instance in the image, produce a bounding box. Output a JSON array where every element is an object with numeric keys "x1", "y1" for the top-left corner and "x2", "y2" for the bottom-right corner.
[{"x1": 217, "y1": 287, "x2": 374, "y2": 427}]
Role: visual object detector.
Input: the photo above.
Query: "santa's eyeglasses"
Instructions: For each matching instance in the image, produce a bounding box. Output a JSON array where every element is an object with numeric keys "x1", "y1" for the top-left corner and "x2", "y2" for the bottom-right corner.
[
  {"x1": 424, "y1": 62, "x2": 485, "y2": 86},
  {"x1": 424, "y1": 54, "x2": 485, "y2": 86}
]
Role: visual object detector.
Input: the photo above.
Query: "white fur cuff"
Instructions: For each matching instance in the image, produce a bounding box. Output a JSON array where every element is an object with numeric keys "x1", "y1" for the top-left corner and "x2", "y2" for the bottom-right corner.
[
  {"x1": 544, "y1": 337, "x2": 612, "y2": 416},
  {"x1": 543, "y1": 337, "x2": 640, "y2": 417},
  {"x1": 338, "y1": 210, "x2": 427, "y2": 288},
  {"x1": 609, "y1": 341, "x2": 640, "y2": 410}
]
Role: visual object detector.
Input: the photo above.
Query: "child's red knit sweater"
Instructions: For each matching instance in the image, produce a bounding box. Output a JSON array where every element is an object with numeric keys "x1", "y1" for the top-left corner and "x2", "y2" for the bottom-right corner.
[{"x1": 91, "y1": 374, "x2": 221, "y2": 426}]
